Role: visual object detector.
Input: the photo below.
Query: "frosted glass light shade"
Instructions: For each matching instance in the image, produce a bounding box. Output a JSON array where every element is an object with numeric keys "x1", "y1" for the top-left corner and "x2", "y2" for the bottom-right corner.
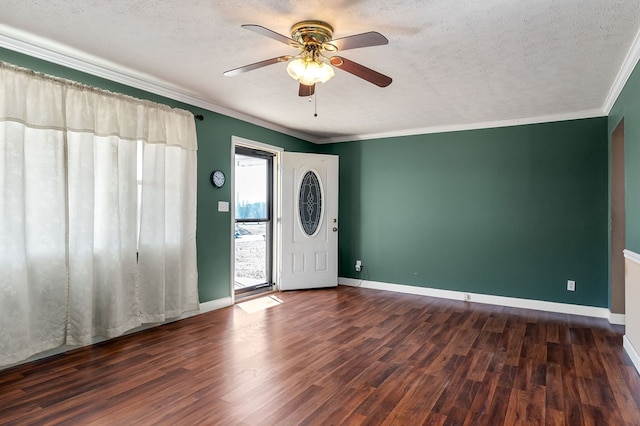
[
  {"x1": 286, "y1": 59, "x2": 307, "y2": 80},
  {"x1": 286, "y1": 59, "x2": 334, "y2": 85}
]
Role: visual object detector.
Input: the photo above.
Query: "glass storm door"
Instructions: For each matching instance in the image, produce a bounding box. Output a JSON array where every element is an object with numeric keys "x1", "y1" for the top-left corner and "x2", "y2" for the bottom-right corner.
[{"x1": 234, "y1": 146, "x2": 274, "y2": 296}]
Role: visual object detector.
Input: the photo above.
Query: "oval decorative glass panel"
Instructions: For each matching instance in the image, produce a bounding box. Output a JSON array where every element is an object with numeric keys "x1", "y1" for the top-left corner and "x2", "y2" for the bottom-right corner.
[{"x1": 299, "y1": 171, "x2": 322, "y2": 236}]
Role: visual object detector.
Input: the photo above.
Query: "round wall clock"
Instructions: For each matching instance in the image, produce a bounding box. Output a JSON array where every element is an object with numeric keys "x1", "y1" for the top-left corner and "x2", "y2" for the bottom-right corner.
[{"x1": 210, "y1": 170, "x2": 225, "y2": 188}]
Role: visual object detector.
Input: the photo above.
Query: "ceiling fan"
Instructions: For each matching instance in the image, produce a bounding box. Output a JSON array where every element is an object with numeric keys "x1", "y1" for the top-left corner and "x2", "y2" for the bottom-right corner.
[{"x1": 223, "y1": 20, "x2": 392, "y2": 97}]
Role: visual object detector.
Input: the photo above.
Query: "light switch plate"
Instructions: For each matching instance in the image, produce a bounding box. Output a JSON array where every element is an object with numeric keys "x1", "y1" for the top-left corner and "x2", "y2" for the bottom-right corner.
[{"x1": 218, "y1": 201, "x2": 229, "y2": 212}]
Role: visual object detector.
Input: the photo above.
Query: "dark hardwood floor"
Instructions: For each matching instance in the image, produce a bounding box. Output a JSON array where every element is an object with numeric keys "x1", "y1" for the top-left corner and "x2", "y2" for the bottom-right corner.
[{"x1": 1, "y1": 286, "x2": 639, "y2": 425}]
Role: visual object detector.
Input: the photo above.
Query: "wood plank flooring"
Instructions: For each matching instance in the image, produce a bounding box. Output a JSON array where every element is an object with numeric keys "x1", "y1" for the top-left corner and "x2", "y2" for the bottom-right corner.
[{"x1": 1, "y1": 286, "x2": 639, "y2": 425}]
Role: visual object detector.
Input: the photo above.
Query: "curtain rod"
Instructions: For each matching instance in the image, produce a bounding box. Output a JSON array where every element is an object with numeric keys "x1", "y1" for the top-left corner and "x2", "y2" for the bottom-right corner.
[{"x1": 1, "y1": 60, "x2": 197, "y2": 121}]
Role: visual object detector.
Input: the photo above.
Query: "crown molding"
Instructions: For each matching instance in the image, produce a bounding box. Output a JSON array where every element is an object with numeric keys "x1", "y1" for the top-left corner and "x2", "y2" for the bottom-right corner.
[
  {"x1": 0, "y1": 22, "x2": 626, "y2": 146},
  {"x1": 603, "y1": 26, "x2": 640, "y2": 114},
  {"x1": 0, "y1": 24, "x2": 317, "y2": 143},
  {"x1": 315, "y1": 109, "x2": 607, "y2": 144}
]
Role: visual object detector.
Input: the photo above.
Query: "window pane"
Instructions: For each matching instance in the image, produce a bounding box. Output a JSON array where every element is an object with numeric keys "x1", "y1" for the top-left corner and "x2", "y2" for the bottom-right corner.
[
  {"x1": 298, "y1": 171, "x2": 322, "y2": 236},
  {"x1": 136, "y1": 140, "x2": 143, "y2": 249},
  {"x1": 235, "y1": 222, "x2": 267, "y2": 286},
  {"x1": 235, "y1": 154, "x2": 268, "y2": 220}
]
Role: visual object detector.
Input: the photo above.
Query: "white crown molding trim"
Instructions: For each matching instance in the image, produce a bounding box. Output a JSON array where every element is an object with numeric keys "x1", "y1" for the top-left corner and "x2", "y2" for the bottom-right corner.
[
  {"x1": 603, "y1": 26, "x2": 640, "y2": 114},
  {"x1": 317, "y1": 109, "x2": 606, "y2": 144},
  {"x1": 0, "y1": 23, "x2": 621, "y2": 146},
  {"x1": 0, "y1": 24, "x2": 608, "y2": 148},
  {"x1": 0, "y1": 25, "x2": 317, "y2": 143},
  {"x1": 623, "y1": 335, "x2": 640, "y2": 376},
  {"x1": 339, "y1": 277, "x2": 619, "y2": 322},
  {"x1": 624, "y1": 249, "x2": 640, "y2": 265}
]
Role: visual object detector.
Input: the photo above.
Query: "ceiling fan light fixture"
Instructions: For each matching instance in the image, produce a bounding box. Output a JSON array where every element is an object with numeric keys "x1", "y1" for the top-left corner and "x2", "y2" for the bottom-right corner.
[
  {"x1": 286, "y1": 58, "x2": 335, "y2": 85},
  {"x1": 224, "y1": 21, "x2": 392, "y2": 96}
]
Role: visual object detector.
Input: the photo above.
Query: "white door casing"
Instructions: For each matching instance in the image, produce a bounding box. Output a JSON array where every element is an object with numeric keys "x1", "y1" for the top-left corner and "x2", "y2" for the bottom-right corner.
[{"x1": 280, "y1": 152, "x2": 339, "y2": 290}]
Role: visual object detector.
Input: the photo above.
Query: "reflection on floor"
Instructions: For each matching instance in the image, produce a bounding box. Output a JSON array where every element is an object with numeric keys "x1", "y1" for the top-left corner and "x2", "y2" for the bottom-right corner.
[{"x1": 236, "y1": 295, "x2": 283, "y2": 314}]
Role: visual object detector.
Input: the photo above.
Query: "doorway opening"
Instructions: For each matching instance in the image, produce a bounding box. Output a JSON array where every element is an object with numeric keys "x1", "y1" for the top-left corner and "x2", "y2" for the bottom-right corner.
[{"x1": 234, "y1": 144, "x2": 275, "y2": 298}]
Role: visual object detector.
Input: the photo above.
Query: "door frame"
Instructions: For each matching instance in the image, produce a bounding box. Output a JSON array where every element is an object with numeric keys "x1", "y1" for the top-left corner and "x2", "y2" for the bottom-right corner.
[{"x1": 230, "y1": 136, "x2": 283, "y2": 303}]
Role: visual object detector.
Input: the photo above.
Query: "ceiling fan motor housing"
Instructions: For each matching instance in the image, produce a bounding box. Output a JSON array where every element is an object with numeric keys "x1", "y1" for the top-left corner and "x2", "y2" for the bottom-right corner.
[{"x1": 290, "y1": 20, "x2": 334, "y2": 45}]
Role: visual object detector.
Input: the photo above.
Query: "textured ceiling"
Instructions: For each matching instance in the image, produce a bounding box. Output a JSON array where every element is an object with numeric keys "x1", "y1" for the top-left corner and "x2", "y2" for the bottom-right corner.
[{"x1": 1, "y1": 0, "x2": 640, "y2": 143}]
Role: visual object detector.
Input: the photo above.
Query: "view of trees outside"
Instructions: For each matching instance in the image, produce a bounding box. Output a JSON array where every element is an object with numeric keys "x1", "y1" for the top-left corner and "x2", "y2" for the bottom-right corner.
[{"x1": 236, "y1": 201, "x2": 266, "y2": 220}]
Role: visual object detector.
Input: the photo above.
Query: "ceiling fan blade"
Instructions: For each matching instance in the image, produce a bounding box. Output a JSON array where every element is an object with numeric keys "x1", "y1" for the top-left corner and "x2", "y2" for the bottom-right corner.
[
  {"x1": 223, "y1": 56, "x2": 292, "y2": 77},
  {"x1": 299, "y1": 83, "x2": 315, "y2": 97},
  {"x1": 327, "y1": 31, "x2": 388, "y2": 51},
  {"x1": 242, "y1": 24, "x2": 302, "y2": 48},
  {"x1": 329, "y1": 56, "x2": 392, "y2": 87}
]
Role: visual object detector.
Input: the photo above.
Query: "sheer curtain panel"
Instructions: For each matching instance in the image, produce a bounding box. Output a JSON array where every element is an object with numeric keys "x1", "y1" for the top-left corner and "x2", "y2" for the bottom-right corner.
[
  {"x1": 0, "y1": 70, "x2": 69, "y2": 364},
  {"x1": 0, "y1": 62, "x2": 199, "y2": 366},
  {"x1": 138, "y1": 142, "x2": 199, "y2": 322}
]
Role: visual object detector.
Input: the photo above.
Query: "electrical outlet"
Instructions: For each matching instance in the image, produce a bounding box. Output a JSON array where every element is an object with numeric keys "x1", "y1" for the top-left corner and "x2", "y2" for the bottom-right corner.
[
  {"x1": 463, "y1": 293, "x2": 470, "y2": 302},
  {"x1": 355, "y1": 260, "x2": 362, "y2": 272},
  {"x1": 567, "y1": 280, "x2": 576, "y2": 291}
]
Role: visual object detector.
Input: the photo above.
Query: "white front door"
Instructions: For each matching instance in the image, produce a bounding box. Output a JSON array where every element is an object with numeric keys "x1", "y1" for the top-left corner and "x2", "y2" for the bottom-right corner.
[{"x1": 280, "y1": 152, "x2": 339, "y2": 290}]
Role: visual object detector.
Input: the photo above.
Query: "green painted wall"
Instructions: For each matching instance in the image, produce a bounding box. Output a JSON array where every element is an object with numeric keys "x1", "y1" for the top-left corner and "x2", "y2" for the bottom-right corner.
[
  {"x1": 0, "y1": 47, "x2": 316, "y2": 302},
  {"x1": 2, "y1": 47, "x2": 611, "y2": 308},
  {"x1": 321, "y1": 119, "x2": 609, "y2": 307},
  {"x1": 609, "y1": 63, "x2": 640, "y2": 254}
]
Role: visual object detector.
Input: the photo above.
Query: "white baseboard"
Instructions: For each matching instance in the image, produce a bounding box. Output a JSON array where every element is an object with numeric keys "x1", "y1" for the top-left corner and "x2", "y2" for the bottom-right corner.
[
  {"x1": 623, "y1": 335, "x2": 640, "y2": 376},
  {"x1": 339, "y1": 277, "x2": 622, "y2": 324},
  {"x1": 132, "y1": 296, "x2": 233, "y2": 324},
  {"x1": 608, "y1": 312, "x2": 626, "y2": 326},
  {"x1": 198, "y1": 297, "x2": 234, "y2": 314},
  {"x1": 1, "y1": 296, "x2": 233, "y2": 371}
]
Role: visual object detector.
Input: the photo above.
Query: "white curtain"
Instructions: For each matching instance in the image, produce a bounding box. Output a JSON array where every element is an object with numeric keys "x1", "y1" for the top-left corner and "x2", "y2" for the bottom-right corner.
[
  {"x1": 138, "y1": 142, "x2": 199, "y2": 322},
  {"x1": 0, "y1": 62, "x2": 199, "y2": 365}
]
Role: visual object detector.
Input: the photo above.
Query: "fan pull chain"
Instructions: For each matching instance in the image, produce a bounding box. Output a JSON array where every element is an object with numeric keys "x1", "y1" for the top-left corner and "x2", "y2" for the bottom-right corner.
[{"x1": 306, "y1": 87, "x2": 318, "y2": 117}]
